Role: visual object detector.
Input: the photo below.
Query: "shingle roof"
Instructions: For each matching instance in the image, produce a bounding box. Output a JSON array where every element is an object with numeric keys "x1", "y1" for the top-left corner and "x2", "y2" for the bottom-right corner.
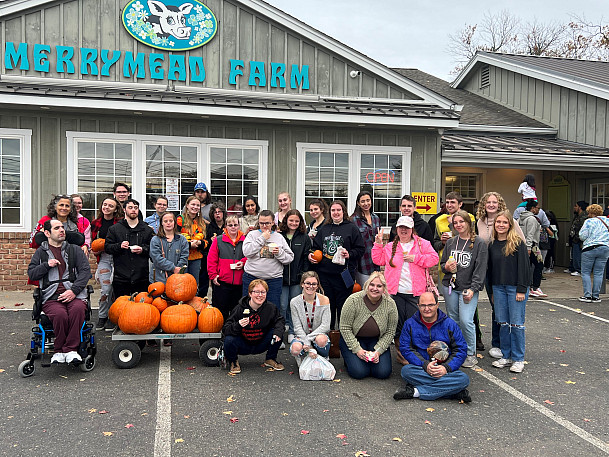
[{"x1": 392, "y1": 68, "x2": 550, "y2": 129}]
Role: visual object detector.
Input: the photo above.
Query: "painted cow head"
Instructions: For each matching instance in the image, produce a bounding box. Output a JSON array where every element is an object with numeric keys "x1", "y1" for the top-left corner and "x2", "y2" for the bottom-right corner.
[{"x1": 147, "y1": 0, "x2": 193, "y2": 39}]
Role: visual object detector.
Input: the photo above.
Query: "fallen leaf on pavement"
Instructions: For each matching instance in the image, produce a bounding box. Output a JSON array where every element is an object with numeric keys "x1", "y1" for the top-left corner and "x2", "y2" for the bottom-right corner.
[
  {"x1": 59, "y1": 375, "x2": 67, "y2": 379},
  {"x1": 301, "y1": 430, "x2": 310, "y2": 435},
  {"x1": 425, "y1": 408, "x2": 435, "y2": 412},
  {"x1": 227, "y1": 372, "x2": 237, "y2": 377},
  {"x1": 333, "y1": 379, "x2": 341, "y2": 382},
  {"x1": 141, "y1": 413, "x2": 148, "y2": 416},
  {"x1": 88, "y1": 408, "x2": 97, "y2": 413},
  {"x1": 476, "y1": 354, "x2": 484, "y2": 359},
  {"x1": 588, "y1": 312, "x2": 595, "y2": 315},
  {"x1": 103, "y1": 432, "x2": 113, "y2": 436},
  {"x1": 336, "y1": 434, "x2": 347, "y2": 439},
  {"x1": 583, "y1": 418, "x2": 591, "y2": 422},
  {"x1": 79, "y1": 378, "x2": 86, "y2": 382},
  {"x1": 473, "y1": 367, "x2": 483, "y2": 372},
  {"x1": 560, "y1": 363, "x2": 569, "y2": 367},
  {"x1": 0, "y1": 307, "x2": 5, "y2": 309},
  {"x1": 548, "y1": 308, "x2": 556, "y2": 311},
  {"x1": 323, "y1": 409, "x2": 329, "y2": 412},
  {"x1": 392, "y1": 437, "x2": 402, "y2": 442},
  {"x1": 0, "y1": 369, "x2": 5, "y2": 373},
  {"x1": 479, "y1": 390, "x2": 485, "y2": 393},
  {"x1": 282, "y1": 413, "x2": 288, "y2": 416},
  {"x1": 99, "y1": 410, "x2": 109, "y2": 414},
  {"x1": 226, "y1": 395, "x2": 235, "y2": 403},
  {"x1": 125, "y1": 424, "x2": 134, "y2": 429},
  {"x1": 14, "y1": 303, "x2": 24, "y2": 307},
  {"x1": 554, "y1": 337, "x2": 561, "y2": 340},
  {"x1": 576, "y1": 371, "x2": 585, "y2": 375},
  {"x1": 424, "y1": 420, "x2": 431, "y2": 425},
  {"x1": 186, "y1": 366, "x2": 196, "y2": 370},
  {"x1": 223, "y1": 411, "x2": 232, "y2": 415},
  {"x1": 288, "y1": 371, "x2": 294, "y2": 375},
  {"x1": 560, "y1": 350, "x2": 566, "y2": 353},
  {"x1": 544, "y1": 400, "x2": 554, "y2": 405},
  {"x1": 265, "y1": 368, "x2": 275, "y2": 372},
  {"x1": 565, "y1": 380, "x2": 576, "y2": 384},
  {"x1": 184, "y1": 415, "x2": 190, "y2": 419},
  {"x1": 355, "y1": 452, "x2": 370, "y2": 457},
  {"x1": 230, "y1": 418, "x2": 239, "y2": 423},
  {"x1": 175, "y1": 438, "x2": 184, "y2": 443}
]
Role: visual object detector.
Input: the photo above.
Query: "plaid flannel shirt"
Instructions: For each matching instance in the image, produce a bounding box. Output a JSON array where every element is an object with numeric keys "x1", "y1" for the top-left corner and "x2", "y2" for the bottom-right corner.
[{"x1": 352, "y1": 213, "x2": 381, "y2": 276}]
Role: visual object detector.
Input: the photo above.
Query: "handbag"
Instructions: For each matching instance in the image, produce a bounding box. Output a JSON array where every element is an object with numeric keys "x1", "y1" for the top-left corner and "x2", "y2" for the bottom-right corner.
[
  {"x1": 340, "y1": 267, "x2": 355, "y2": 289},
  {"x1": 299, "y1": 354, "x2": 336, "y2": 381}
]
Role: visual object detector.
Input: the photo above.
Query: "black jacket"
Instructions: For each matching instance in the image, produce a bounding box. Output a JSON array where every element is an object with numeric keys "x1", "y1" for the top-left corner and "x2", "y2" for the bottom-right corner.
[
  {"x1": 206, "y1": 219, "x2": 224, "y2": 255},
  {"x1": 104, "y1": 219, "x2": 154, "y2": 284},
  {"x1": 312, "y1": 219, "x2": 365, "y2": 277},
  {"x1": 282, "y1": 231, "x2": 311, "y2": 286},
  {"x1": 223, "y1": 296, "x2": 286, "y2": 344},
  {"x1": 389, "y1": 211, "x2": 433, "y2": 242}
]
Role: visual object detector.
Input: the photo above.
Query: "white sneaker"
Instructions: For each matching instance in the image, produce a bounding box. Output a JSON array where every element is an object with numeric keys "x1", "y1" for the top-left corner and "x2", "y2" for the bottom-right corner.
[
  {"x1": 542, "y1": 268, "x2": 550, "y2": 274},
  {"x1": 570, "y1": 271, "x2": 581, "y2": 276},
  {"x1": 51, "y1": 352, "x2": 66, "y2": 364},
  {"x1": 489, "y1": 347, "x2": 503, "y2": 359},
  {"x1": 563, "y1": 269, "x2": 571, "y2": 273},
  {"x1": 492, "y1": 358, "x2": 512, "y2": 368},
  {"x1": 287, "y1": 334, "x2": 295, "y2": 344},
  {"x1": 461, "y1": 355, "x2": 478, "y2": 368},
  {"x1": 534, "y1": 288, "x2": 547, "y2": 298},
  {"x1": 510, "y1": 361, "x2": 525, "y2": 373},
  {"x1": 529, "y1": 289, "x2": 540, "y2": 297},
  {"x1": 279, "y1": 342, "x2": 286, "y2": 350},
  {"x1": 65, "y1": 351, "x2": 82, "y2": 364}
]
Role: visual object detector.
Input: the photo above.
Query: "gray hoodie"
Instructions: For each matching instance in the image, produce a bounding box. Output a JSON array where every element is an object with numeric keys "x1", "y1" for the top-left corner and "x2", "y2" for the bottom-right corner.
[
  {"x1": 440, "y1": 236, "x2": 488, "y2": 292},
  {"x1": 518, "y1": 210, "x2": 541, "y2": 249},
  {"x1": 242, "y1": 230, "x2": 294, "y2": 279}
]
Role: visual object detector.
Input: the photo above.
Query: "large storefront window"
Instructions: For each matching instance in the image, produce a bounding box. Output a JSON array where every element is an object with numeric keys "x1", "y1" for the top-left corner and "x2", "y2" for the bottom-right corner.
[
  {"x1": 297, "y1": 144, "x2": 410, "y2": 226},
  {"x1": 0, "y1": 129, "x2": 31, "y2": 231},
  {"x1": 444, "y1": 173, "x2": 480, "y2": 214},
  {"x1": 68, "y1": 133, "x2": 267, "y2": 219},
  {"x1": 591, "y1": 183, "x2": 609, "y2": 210},
  {"x1": 76, "y1": 141, "x2": 133, "y2": 220}
]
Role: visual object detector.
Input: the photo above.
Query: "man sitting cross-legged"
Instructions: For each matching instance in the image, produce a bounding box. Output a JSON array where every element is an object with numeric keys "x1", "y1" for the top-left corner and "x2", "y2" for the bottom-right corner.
[{"x1": 394, "y1": 292, "x2": 471, "y2": 402}]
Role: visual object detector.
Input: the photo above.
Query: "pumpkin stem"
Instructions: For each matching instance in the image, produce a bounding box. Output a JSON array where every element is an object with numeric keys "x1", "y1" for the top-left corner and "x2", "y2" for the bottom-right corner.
[{"x1": 179, "y1": 266, "x2": 187, "y2": 274}]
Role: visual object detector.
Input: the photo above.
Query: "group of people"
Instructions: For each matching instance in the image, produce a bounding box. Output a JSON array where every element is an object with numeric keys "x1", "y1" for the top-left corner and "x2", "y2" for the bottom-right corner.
[{"x1": 26, "y1": 176, "x2": 608, "y2": 403}]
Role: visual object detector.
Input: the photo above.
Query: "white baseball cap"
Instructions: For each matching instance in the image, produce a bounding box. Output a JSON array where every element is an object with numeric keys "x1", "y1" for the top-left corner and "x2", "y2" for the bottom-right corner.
[{"x1": 396, "y1": 216, "x2": 414, "y2": 228}]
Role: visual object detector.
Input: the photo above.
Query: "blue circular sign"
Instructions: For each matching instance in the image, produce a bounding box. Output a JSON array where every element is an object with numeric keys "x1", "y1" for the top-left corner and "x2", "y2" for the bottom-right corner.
[{"x1": 122, "y1": 0, "x2": 217, "y2": 51}]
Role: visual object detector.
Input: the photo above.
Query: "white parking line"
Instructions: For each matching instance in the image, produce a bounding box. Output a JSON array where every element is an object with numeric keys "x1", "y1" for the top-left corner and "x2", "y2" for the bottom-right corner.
[
  {"x1": 154, "y1": 345, "x2": 172, "y2": 457},
  {"x1": 475, "y1": 368, "x2": 609, "y2": 454},
  {"x1": 536, "y1": 299, "x2": 609, "y2": 324}
]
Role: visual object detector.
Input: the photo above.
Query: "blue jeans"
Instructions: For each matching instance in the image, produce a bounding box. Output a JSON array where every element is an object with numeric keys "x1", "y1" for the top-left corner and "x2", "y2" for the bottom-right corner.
[
  {"x1": 442, "y1": 284, "x2": 478, "y2": 356},
  {"x1": 581, "y1": 245, "x2": 609, "y2": 299},
  {"x1": 291, "y1": 337, "x2": 331, "y2": 358},
  {"x1": 401, "y1": 365, "x2": 470, "y2": 400},
  {"x1": 280, "y1": 284, "x2": 302, "y2": 334},
  {"x1": 242, "y1": 273, "x2": 283, "y2": 313},
  {"x1": 492, "y1": 285, "x2": 528, "y2": 362},
  {"x1": 186, "y1": 258, "x2": 201, "y2": 287},
  {"x1": 339, "y1": 336, "x2": 392, "y2": 379},
  {"x1": 223, "y1": 330, "x2": 280, "y2": 363},
  {"x1": 485, "y1": 274, "x2": 500, "y2": 349},
  {"x1": 572, "y1": 242, "x2": 582, "y2": 273}
]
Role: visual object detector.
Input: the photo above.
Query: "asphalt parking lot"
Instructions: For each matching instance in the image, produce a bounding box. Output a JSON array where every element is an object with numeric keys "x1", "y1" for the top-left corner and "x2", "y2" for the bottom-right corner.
[{"x1": 1, "y1": 287, "x2": 608, "y2": 457}]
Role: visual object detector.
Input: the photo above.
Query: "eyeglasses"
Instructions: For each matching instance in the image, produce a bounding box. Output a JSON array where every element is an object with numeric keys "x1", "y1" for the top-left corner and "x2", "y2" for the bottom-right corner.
[
  {"x1": 418, "y1": 304, "x2": 438, "y2": 309},
  {"x1": 226, "y1": 224, "x2": 239, "y2": 227},
  {"x1": 251, "y1": 290, "x2": 267, "y2": 295},
  {"x1": 303, "y1": 282, "x2": 318, "y2": 287},
  {"x1": 259, "y1": 222, "x2": 272, "y2": 226}
]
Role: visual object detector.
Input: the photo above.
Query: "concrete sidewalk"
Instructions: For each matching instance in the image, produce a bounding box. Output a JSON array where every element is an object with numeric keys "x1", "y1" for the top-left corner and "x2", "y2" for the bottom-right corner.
[{"x1": 0, "y1": 271, "x2": 606, "y2": 309}]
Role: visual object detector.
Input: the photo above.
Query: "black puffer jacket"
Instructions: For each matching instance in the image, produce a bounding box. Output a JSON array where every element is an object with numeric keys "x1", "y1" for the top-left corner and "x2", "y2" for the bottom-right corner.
[
  {"x1": 104, "y1": 219, "x2": 154, "y2": 284},
  {"x1": 282, "y1": 231, "x2": 311, "y2": 286}
]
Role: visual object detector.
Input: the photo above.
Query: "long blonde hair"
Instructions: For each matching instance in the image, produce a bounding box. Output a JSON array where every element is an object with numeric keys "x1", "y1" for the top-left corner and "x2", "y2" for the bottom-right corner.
[
  {"x1": 453, "y1": 210, "x2": 476, "y2": 248},
  {"x1": 492, "y1": 210, "x2": 522, "y2": 256}
]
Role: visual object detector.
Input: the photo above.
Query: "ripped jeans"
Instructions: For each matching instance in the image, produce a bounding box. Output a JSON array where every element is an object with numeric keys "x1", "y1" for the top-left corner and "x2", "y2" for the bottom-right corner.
[
  {"x1": 95, "y1": 252, "x2": 114, "y2": 319},
  {"x1": 492, "y1": 285, "x2": 527, "y2": 362}
]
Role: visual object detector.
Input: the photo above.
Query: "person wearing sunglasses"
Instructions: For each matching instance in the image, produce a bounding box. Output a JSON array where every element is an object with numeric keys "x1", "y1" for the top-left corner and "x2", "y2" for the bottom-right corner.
[{"x1": 289, "y1": 271, "x2": 331, "y2": 363}]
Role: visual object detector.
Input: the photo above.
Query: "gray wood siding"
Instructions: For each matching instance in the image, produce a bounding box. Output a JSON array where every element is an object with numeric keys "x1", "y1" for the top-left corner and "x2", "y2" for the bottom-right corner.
[
  {"x1": 1, "y1": 0, "x2": 420, "y2": 100},
  {"x1": 462, "y1": 64, "x2": 609, "y2": 148},
  {"x1": 0, "y1": 109, "x2": 439, "y2": 226}
]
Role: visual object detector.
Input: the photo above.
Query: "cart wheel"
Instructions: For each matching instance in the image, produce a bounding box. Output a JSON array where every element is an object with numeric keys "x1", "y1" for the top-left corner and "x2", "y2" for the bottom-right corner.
[
  {"x1": 199, "y1": 339, "x2": 222, "y2": 367},
  {"x1": 18, "y1": 360, "x2": 35, "y2": 378},
  {"x1": 79, "y1": 355, "x2": 96, "y2": 372},
  {"x1": 137, "y1": 340, "x2": 146, "y2": 350},
  {"x1": 112, "y1": 342, "x2": 142, "y2": 369}
]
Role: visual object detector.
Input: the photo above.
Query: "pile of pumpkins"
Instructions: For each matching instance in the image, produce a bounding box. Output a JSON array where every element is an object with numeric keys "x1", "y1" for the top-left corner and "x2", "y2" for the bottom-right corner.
[{"x1": 108, "y1": 270, "x2": 224, "y2": 335}]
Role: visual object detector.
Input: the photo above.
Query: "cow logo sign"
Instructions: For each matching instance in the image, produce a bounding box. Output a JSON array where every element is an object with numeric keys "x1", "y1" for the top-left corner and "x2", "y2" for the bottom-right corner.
[{"x1": 122, "y1": 0, "x2": 217, "y2": 51}]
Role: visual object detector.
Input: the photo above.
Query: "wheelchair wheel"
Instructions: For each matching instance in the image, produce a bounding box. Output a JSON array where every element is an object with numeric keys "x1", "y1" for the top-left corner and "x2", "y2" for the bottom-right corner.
[
  {"x1": 79, "y1": 355, "x2": 96, "y2": 372},
  {"x1": 18, "y1": 360, "x2": 35, "y2": 378},
  {"x1": 199, "y1": 339, "x2": 222, "y2": 367},
  {"x1": 112, "y1": 342, "x2": 141, "y2": 369}
]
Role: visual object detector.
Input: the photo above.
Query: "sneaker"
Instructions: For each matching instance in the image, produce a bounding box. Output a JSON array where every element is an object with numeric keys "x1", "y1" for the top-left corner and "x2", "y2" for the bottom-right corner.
[
  {"x1": 279, "y1": 342, "x2": 286, "y2": 350},
  {"x1": 51, "y1": 352, "x2": 66, "y2": 364},
  {"x1": 533, "y1": 288, "x2": 547, "y2": 298},
  {"x1": 461, "y1": 355, "x2": 478, "y2": 368},
  {"x1": 104, "y1": 320, "x2": 117, "y2": 332},
  {"x1": 492, "y1": 358, "x2": 513, "y2": 368},
  {"x1": 229, "y1": 361, "x2": 241, "y2": 374},
  {"x1": 571, "y1": 271, "x2": 581, "y2": 276},
  {"x1": 591, "y1": 297, "x2": 602, "y2": 303},
  {"x1": 529, "y1": 288, "x2": 540, "y2": 297},
  {"x1": 547, "y1": 269, "x2": 554, "y2": 274},
  {"x1": 287, "y1": 334, "x2": 295, "y2": 344},
  {"x1": 96, "y1": 318, "x2": 107, "y2": 330},
  {"x1": 393, "y1": 384, "x2": 415, "y2": 400},
  {"x1": 65, "y1": 351, "x2": 82, "y2": 364},
  {"x1": 563, "y1": 269, "x2": 572, "y2": 273},
  {"x1": 264, "y1": 359, "x2": 285, "y2": 371},
  {"x1": 489, "y1": 347, "x2": 503, "y2": 359},
  {"x1": 542, "y1": 268, "x2": 550, "y2": 274},
  {"x1": 578, "y1": 296, "x2": 592, "y2": 303},
  {"x1": 454, "y1": 388, "x2": 472, "y2": 403},
  {"x1": 510, "y1": 361, "x2": 525, "y2": 373}
]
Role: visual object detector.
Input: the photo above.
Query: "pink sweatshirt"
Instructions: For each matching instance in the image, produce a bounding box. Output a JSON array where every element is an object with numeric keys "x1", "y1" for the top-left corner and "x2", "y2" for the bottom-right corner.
[{"x1": 371, "y1": 235, "x2": 439, "y2": 296}]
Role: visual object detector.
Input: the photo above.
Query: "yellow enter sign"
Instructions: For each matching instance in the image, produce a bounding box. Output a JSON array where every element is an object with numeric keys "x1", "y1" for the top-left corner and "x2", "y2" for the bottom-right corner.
[{"x1": 412, "y1": 192, "x2": 438, "y2": 215}]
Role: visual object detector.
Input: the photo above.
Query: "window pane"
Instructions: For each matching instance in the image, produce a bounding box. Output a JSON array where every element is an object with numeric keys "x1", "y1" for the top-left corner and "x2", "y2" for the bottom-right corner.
[
  {"x1": 359, "y1": 153, "x2": 402, "y2": 227},
  {"x1": 182, "y1": 147, "x2": 197, "y2": 162},
  {"x1": 2, "y1": 156, "x2": 20, "y2": 174},
  {"x1": 2, "y1": 208, "x2": 19, "y2": 223},
  {"x1": 0, "y1": 138, "x2": 22, "y2": 225},
  {"x1": 227, "y1": 148, "x2": 242, "y2": 164},
  {"x1": 78, "y1": 142, "x2": 95, "y2": 159},
  {"x1": 210, "y1": 147, "x2": 226, "y2": 163},
  {"x1": 96, "y1": 143, "x2": 114, "y2": 159},
  {"x1": 2, "y1": 139, "x2": 20, "y2": 156},
  {"x1": 210, "y1": 146, "x2": 261, "y2": 207}
]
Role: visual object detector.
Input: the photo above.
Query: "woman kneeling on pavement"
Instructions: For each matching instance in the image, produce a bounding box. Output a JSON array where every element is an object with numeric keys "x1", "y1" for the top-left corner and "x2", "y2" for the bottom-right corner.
[
  {"x1": 339, "y1": 271, "x2": 398, "y2": 380},
  {"x1": 223, "y1": 279, "x2": 286, "y2": 375},
  {"x1": 290, "y1": 271, "x2": 331, "y2": 364}
]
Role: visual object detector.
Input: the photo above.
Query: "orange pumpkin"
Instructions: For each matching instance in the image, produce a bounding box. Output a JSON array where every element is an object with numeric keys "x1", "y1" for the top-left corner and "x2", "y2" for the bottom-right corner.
[
  {"x1": 148, "y1": 282, "x2": 165, "y2": 297},
  {"x1": 198, "y1": 305, "x2": 224, "y2": 333},
  {"x1": 353, "y1": 282, "x2": 362, "y2": 293},
  {"x1": 108, "y1": 295, "x2": 132, "y2": 324},
  {"x1": 187, "y1": 296, "x2": 208, "y2": 313},
  {"x1": 165, "y1": 269, "x2": 198, "y2": 302},
  {"x1": 91, "y1": 238, "x2": 105, "y2": 252},
  {"x1": 135, "y1": 291, "x2": 153, "y2": 304},
  {"x1": 118, "y1": 302, "x2": 160, "y2": 335},
  {"x1": 160, "y1": 304, "x2": 198, "y2": 334},
  {"x1": 312, "y1": 250, "x2": 323, "y2": 262},
  {"x1": 151, "y1": 296, "x2": 168, "y2": 313}
]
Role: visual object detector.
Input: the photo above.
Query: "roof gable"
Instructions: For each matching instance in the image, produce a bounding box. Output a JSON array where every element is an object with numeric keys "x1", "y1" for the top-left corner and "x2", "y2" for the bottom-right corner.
[{"x1": 453, "y1": 51, "x2": 609, "y2": 101}]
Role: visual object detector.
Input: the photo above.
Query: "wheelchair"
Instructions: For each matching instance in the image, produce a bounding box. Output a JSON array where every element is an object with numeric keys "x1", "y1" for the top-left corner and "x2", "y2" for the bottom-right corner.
[{"x1": 18, "y1": 284, "x2": 96, "y2": 377}]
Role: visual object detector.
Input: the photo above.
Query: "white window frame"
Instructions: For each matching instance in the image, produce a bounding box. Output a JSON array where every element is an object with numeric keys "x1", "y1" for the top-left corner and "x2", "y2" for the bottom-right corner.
[
  {"x1": 296, "y1": 143, "x2": 411, "y2": 227},
  {"x1": 590, "y1": 182, "x2": 609, "y2": 208},
  {"x1": 0, "y1": 128, "x2": 32, "y2": 232},
  {"x1": 67, "y1": 132, "x2": 268, "y2": 212}
]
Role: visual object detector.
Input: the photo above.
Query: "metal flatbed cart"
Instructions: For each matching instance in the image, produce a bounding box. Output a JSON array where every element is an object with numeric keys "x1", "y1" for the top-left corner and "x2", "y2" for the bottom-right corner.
[{"x1": 111, "y1": 329, "x2": 223, "y2": 369}]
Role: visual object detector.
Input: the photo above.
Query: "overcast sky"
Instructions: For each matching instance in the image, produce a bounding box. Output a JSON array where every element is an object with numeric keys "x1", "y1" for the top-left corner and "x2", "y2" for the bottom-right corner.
[{"x1": 266, "y1": 0, "x2": 606, "y2": 82}]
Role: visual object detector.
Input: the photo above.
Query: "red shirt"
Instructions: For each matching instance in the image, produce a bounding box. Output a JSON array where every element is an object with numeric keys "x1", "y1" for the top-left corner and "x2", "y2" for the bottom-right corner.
[{"x1": 48, "y1": 245, "x2": 67, "y2": 295}]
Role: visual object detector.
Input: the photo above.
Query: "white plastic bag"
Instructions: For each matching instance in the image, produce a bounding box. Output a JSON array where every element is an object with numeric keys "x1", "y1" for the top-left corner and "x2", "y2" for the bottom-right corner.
[
  {"x1": 332, "y1": 246, "x2": 346, "y2": 265},
  {"x1": 299, "y1": 354, "x2": 336, "y2": 381}
]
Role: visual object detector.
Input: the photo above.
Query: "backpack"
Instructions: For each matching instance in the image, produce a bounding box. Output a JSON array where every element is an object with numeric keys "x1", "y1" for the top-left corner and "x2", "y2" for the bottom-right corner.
[{"x1": 38, "y1": 244, "x2": 78, "y2": 290}]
